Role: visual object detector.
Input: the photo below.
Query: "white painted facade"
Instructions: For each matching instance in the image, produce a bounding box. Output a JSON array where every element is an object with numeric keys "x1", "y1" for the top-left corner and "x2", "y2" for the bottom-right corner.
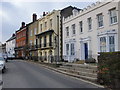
[
  {"x1": 63, "y1": 0, "x2": 120, "y2": 62},
  {"x1": 6, "y1": 35, "x2": 16, "y2": 58}
]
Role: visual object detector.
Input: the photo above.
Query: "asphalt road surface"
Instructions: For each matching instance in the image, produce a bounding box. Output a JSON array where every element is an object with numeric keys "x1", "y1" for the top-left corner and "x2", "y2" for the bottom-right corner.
[{"x1": 2, "y1": 60, "x2": 102, "y2": 88}]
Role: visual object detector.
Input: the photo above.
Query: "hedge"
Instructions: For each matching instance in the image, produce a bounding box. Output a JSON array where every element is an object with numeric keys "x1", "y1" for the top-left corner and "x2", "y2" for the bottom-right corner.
[{"x1": 98, "y1": 51, "x2": 120, "y2": 89}]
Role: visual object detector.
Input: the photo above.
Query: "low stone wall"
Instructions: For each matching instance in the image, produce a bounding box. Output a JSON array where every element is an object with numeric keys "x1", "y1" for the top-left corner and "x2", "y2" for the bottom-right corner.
[{"x1": 98, "y1": 51, "x2": 120, "y2": 88}]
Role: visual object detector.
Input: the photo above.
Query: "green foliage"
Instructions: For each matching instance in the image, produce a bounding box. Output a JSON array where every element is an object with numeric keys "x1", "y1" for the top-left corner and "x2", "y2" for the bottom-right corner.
[{"x1": 98, "y1": 52, "x2": 120, "y2": 88}]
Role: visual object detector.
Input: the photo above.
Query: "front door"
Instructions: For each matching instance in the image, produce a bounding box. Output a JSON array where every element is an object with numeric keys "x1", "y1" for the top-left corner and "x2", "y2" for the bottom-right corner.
[{"x1": 84, "y1": 43, "x2": 88, "y2": 60}]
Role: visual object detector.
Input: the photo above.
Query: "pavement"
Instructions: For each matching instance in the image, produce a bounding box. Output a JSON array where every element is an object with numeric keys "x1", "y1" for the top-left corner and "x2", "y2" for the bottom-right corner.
[{"x1": 2, "y1": 60, "x2": 104, "y2": 88}]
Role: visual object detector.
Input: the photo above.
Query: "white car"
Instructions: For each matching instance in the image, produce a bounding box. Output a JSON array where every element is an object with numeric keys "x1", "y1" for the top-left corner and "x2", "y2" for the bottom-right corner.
[{"x1": 0, "y1": 57, "x2": 6, "y2": 73}]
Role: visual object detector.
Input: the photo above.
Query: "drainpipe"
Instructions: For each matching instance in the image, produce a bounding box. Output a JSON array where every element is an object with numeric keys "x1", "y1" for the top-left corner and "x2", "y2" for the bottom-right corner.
[{"x1": 57, "y1": 15, "x2": 59, "y2": 63}]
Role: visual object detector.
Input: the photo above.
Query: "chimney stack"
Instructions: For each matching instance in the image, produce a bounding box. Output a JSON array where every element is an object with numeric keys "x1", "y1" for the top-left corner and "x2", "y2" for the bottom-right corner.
[
  {"x1": 43, "y1": 12, "x2": 46, "y2": 16},
  {"x1": 21, "y1": 22, "x2": 25, "y2": 28},
  {"x1": 33, "y1": 13, "x2": 37, "y2": 22}
]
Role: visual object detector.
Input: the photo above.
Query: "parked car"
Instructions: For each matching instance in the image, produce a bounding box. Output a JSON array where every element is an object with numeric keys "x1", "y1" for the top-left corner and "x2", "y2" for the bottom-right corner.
[
  {"x1": 2, "y1": 53, "x2": 8, "y2": 62},
  {"x1": 0, "y1": 57, "x2": 6, "y2": 73}
]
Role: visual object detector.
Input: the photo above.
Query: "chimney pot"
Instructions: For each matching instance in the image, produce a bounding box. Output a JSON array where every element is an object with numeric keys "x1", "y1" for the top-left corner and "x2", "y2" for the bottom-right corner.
[
  {"x1": 21, "y1": 22, "x2": 25, "y2": 28},
  {"x1": 43, "y1": 12, "x2": 46, "y2": 16},
  {"x1": 33, "y1": 13, "x2": 37, "y2": 22}
]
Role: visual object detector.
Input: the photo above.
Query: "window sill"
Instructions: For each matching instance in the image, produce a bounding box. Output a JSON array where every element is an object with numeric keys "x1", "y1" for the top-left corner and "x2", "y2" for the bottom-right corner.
[
  {"x1": 88, "y1": 30, "x2": 92, "y2": 32},
  {"x1": 72, "y1": 34, "x2": 76, "y2": 37},
  {"x1": 97, "y1": 26, "x2": 104, "y2": 30},
  {"x1": 80, "y1": 32, "x2": 83, "y2": 34},
  {"x1": 66, "y1": 36, "x2": 69, "y2": 38},
  {"x1": 110, "y1": 22, "x2": 118, "y2": 26}
]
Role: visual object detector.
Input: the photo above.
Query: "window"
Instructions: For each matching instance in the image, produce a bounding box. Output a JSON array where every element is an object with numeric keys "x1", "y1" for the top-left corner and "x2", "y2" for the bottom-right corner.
[
  {"x1": 109, "y1": 36, "x2": 115, "y2": 52},
  {"x1": 88, "y1": 17, "x2": 92, "y2": 31},
  {"x1": 66, "y1": 27, "x2": 69, "y2": 37},
  {"x1": 45, "y1": 22, "x2": 47, "y2": 28},
  {"x1": 66, "y1": 44, "x2": 69, "y2": 55},
  {"x1": 49, "y1": 35, "x2": 52, "y2": 46},
  {"x1": 34, "y1": 28, "x2": 37, "y2": 35},
  {"x1": 97, "y1": 13, "x2": 103, "y2": 27},
  {"x1": 100, "y1": 37, "x2": 106, "y2": 52},
  {"x1": 30, "y1": 40, "x2": 32, "y2": 45},
  {"x1": 109, "y1": 8, "x2": 117, "y2": 24},
  {"x1": 50, "y1": 19, "x2": 52, "y2": 28},
  {"x1": 30, "y1": 30, "x2": 32, "y2": 36},
  {"x1": 71, "y1": 43, "x2": 75, "y2": 55},
  {"x1": 39, "y1": 38, "x2": 42, "y2": 48},
  {"x1": 72, "y1": 24, "x2": 75, "y2": 35},
  {"x1": 36, "y1": 39, "x2": 38, "y2": 46},
  {"x1": 79, "y1": 21, "x2": 83, "y2": 33},
  {"x1": 34, "y1": 40, "x2": 36, "y2": 45},
  {"x1": 44, "y1": 36, "x2": 46, "y2": 47},
  {"x1": 40, "y1": 24, "x2": 42, "y2": 31}
]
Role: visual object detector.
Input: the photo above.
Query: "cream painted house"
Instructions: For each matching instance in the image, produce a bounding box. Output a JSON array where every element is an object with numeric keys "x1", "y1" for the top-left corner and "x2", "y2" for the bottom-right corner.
[
  {"x1": 36, "y1": 10, "x2": 60, "y2": 63},
  {"x1": 63, "y1": 0, "x2": 120, "y2": 62}
]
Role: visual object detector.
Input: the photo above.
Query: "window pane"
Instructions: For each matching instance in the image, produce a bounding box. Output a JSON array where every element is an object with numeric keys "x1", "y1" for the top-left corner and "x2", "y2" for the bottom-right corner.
[
  {"x1": 100, "y1": 37, "x2": 106, "y2": 52},
  {"x1": 66, "y1": 44, "x2": 69, "y2": 55},
  {"x1": 110, "y1": 9, "x2": 117, "y2": 24},
  {"x1": 72, "y1": 24, "x2": 75, "y2": 35},
  {"x1": 66, "y1": 27, "x2": 69, "y2": 36},
  {"x1": 79, "y1": 21, "x2": 83, "y2": 33},
  {"x1": 109, "y1": 36, "x2": 115, "y2": 52},
  {"x1": 71, "y1": 43, "x2": 75, "y2": 55},
  {"x1": 88, "y1": 17, "x2": 92, "y2": 30},
  {"x1": 97, "y1": 14, "x2": 103, "y2": 27}
]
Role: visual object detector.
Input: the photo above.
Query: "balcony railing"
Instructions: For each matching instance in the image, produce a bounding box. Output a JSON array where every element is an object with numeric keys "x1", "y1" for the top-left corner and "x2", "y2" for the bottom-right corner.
[
  {"x1": 28, "y1": 42, "x2": 55, "y2": 50},
  {"x1": 37, "y1": 42, "x2": 55, "y2": 49}
]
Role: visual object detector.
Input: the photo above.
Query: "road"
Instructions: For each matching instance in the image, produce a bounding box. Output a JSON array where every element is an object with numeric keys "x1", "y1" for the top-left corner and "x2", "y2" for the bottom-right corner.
[{"x1": 2, "y1": 60, "x2": 101, "y2": 88}]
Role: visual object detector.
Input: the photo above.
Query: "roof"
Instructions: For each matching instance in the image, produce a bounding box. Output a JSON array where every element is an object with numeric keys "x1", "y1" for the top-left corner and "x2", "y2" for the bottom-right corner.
[{"x1": 6, "y1": 35, "x2": 16, "y2": 42}]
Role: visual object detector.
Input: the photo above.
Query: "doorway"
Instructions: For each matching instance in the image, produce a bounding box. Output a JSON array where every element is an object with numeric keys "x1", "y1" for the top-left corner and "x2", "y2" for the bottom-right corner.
[{"x1": 84, "y1": 43, "x2": 88, "y2": 60}]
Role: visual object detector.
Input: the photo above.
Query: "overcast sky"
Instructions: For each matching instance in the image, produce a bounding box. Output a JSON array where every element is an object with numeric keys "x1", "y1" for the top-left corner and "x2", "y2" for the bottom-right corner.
[{"x1": 0, "y1": 0, "x2": 99, "y2": 43}]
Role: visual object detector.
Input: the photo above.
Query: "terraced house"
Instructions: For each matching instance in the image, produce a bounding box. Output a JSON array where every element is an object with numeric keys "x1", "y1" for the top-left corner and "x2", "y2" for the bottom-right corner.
[
  {"x1": 27, "y1": 13, "x2": 38, "y2": 60},
  {"x1": 36, "y1": 10, "x2": 60, "y2": 63},
  {"x1": 63, "y1": 0, "x2": 120, "y2": 62},
  {"x1": 15, "y1": 22, "x2": 27, "y2": 59}
]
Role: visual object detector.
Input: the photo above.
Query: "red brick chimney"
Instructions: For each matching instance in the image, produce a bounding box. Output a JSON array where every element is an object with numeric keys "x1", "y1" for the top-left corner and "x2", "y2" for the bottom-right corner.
[{"x1": 33, "y1": 13, "x2": 37, "y2": 22}]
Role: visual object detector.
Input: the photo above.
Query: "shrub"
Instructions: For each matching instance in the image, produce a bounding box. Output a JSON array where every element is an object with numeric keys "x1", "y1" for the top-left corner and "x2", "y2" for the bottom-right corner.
[{"x1": 98, "y1": 51, "x2": 120, "y2": 88}]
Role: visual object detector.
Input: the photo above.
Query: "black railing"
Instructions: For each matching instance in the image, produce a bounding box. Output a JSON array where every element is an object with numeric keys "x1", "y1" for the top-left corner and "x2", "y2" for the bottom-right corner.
[
  {"x1": 27, "y1": 55, "x2": 62, "y2": 63},
  {"x1": 37, "y1": 42, "x2": 55, "y2": 49}
]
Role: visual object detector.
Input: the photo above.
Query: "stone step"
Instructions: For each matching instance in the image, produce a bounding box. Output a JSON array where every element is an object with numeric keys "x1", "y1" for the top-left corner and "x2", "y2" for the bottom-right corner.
[
  {"x1": 58, "y1": 67, "x2": 97, "y2": 78},
  {"x1": 63, "y1": 63, "x2": 97, "y2": 70},
  {"x1": 57, "y1": 68, "x2": 97, "y2": 82},
  {"x1": 60, "y1": 65, "x2": 97, "y2": 73}
]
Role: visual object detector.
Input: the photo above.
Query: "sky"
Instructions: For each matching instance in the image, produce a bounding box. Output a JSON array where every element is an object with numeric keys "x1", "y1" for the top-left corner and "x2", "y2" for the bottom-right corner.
[{"x1": 0, "y1": 0, "x2": 100, "y2": 43}]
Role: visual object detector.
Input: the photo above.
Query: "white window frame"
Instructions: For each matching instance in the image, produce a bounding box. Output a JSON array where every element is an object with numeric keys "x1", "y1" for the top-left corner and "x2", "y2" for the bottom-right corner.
[
  {"x1": 79, "y1": 21, "x2": 83, "y2": 33},
  {"x1": 34, "y1": 28, "x2": 37, "y2": 35},
  {"x1": 97, "y1": 13, "x2": 104, "y2": 28},
  {"x1": 72, "y1": 24, "x2": 76, "y2": 35},
  {"x1": 66, "y1": 26, "x2": 69, "y2": 37},
  {"x1": 108, "y1": 35, "x2": 115, "y2": 52},
  {"x1": 30, "y1": 40, "x2": 33, "y2": 45},
  {"x1": 109, "y1": 8, "x2": 118, "y2": 25},
  {"x1": 98, "y1": 34, "x2": 116, "y2": 52},
  {"x1": 87, "y1": 17, "x2": 92, "y2": 31},
  {"x1": 99, "y1": 36, "x2": 107, "y2": 52},
  {"x1": 50, "y1": 19, "x2": 52, "y2": 28},
  {"x1": 66, "y1": 44, "x2": 69, "y2": 55},
  {"x1": 45, "y1": 22, "x2": 47, "y2": 28},
  {"x1": 71, "y1": 43, "x2": 75, "y2": 56},
  {"x1": 40, "y1": 24, "x2": 42, "y2": 31}
]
